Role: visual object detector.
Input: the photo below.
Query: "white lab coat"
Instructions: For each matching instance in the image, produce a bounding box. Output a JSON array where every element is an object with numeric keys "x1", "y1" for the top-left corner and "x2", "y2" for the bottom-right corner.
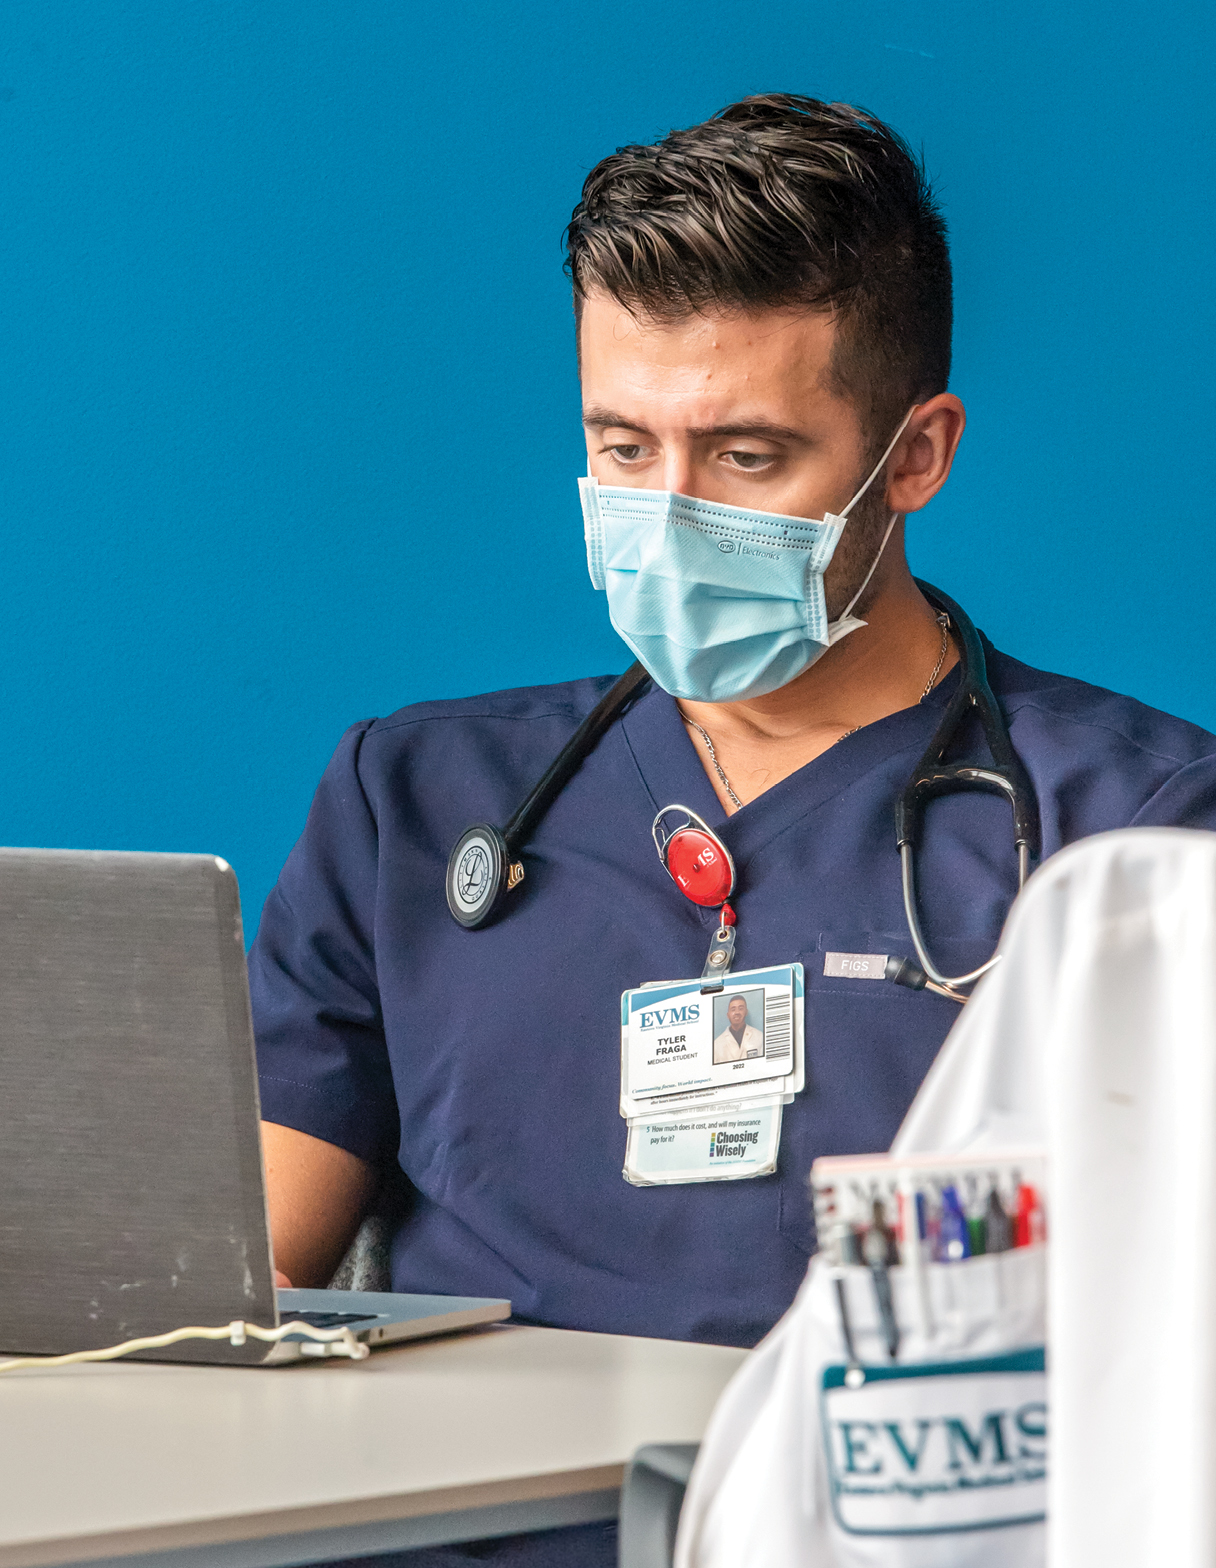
[
  {"x1": 713, "y1": 1023, "x2": 763, "y2": 1062},
  {"x1": 676, "y1": 827, "x2": 1216, "y2": 1568}
]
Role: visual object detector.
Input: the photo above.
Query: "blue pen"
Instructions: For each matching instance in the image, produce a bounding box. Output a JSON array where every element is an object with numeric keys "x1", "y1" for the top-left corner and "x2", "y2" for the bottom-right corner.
[{"x1": 937, "y1": 1184, "x2": 971, "y2": 1262}]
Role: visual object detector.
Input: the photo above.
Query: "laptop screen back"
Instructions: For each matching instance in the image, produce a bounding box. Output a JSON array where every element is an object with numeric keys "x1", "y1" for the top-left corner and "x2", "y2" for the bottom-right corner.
[{"x1": 0, "y1": 849, "x2": 277, "y2": 1360}]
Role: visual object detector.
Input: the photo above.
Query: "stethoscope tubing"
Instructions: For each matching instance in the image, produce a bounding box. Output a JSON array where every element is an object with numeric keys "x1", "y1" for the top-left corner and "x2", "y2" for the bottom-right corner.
[
  {"x1": 447, "y1": 581, "x2": 1040, "y2": 1005},
  {"x1": 897, "y1": 581, "x2": 1041, "y2": 991},
  {"x1": 502, "y1": 661, "x2": 652, "y2": 856}
]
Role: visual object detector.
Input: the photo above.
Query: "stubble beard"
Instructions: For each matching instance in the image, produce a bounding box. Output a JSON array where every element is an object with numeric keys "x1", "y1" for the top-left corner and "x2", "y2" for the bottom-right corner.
[{"x1": 821, "y1": 476, "x2": 895, "y2": 624}]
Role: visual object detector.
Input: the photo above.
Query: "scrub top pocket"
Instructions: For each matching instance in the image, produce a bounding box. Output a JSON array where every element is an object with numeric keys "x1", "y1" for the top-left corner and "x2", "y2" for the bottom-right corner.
[{"x1": 775, "y1": 934, "x2": 988, "y2": 1256}]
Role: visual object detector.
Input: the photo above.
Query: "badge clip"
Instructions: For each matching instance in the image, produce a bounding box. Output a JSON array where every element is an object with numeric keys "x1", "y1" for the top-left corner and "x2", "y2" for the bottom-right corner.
[{"x1": 701, "y1": 903, "x2": 737, "y2": 993}]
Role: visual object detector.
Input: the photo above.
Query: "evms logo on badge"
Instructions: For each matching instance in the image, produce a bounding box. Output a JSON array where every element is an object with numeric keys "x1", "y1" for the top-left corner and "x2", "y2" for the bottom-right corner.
[
  {"x1": 821, "y1": 1350, "x2": 1047, "y2": 1537},
  {"x1": 636, "y1": 1004, "x2": 701, "y2": 1030}
]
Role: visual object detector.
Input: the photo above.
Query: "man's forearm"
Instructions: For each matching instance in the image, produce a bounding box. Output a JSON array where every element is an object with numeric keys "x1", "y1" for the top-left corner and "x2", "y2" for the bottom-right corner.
[{"x1": 261, "y1": 1121, "x2": 378, "y2": 1287}]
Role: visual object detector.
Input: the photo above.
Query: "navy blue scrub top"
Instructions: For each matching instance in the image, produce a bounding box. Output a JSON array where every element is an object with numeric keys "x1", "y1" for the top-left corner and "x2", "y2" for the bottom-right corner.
[{"x1": 250, "y1": 640, "x2": 1216, "y2": 1348}]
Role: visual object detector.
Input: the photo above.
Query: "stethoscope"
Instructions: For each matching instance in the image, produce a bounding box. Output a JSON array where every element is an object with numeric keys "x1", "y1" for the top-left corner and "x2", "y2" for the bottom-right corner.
[{"x1": 445, "y1": 580, "x2": 1041, "y2": 1004}]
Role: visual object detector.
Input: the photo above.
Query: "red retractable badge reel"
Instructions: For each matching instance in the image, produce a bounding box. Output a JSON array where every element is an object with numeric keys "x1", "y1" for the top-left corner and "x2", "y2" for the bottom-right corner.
[
  {"x1": 653, "y1": 806, "x2": 736, "y2": 905},
  {"x1": 653, "y1": 807, "x2": 738, "y2": 988},
  {"x1": 666, "y1": 825, "x2": 734, "y2": 906}
]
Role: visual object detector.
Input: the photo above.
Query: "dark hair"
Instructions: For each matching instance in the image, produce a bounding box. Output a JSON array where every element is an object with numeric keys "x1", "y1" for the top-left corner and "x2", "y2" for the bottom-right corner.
[{"x1": 565, "y1": 93, "x2": 952, "y2": 439}]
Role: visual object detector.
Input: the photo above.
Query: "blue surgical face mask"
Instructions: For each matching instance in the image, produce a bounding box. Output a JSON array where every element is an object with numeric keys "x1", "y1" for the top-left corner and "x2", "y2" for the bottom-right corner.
[{"x1": 579, "y1": 411, "x2": 913, "y2": 703}]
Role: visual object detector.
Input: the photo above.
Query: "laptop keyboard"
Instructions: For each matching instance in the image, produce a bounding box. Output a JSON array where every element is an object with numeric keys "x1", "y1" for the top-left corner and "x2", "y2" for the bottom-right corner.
[{"x1": 280, "y1": 1309, "x2": 382, "y2": 1329}]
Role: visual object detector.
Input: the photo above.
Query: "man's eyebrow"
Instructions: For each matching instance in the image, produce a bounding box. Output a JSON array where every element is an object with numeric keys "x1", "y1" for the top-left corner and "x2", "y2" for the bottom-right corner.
[
  {"x1": 582, "y1": 408, "x2": 810, "y2": 444},
  {"x1": 581, "y1": 406, "x2": 652, "y2": 432},
  {"x1": 686, "y1": 420, "x2": 809, "y2": 443}
]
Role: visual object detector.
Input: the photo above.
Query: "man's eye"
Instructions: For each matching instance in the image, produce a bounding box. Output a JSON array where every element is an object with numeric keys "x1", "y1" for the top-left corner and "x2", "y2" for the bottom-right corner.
[
  {"x1": 609, "y1": 445, "x2": 646, "y2": 462},
  {"x1": 724, "y1": 451, "x2": 774, "y2": 471}
]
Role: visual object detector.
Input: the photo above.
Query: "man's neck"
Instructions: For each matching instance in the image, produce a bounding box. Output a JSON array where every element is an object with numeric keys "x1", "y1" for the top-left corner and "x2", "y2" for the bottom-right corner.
[{"x1": 678, "y1": 547, "x2": 957, "y2": 814}]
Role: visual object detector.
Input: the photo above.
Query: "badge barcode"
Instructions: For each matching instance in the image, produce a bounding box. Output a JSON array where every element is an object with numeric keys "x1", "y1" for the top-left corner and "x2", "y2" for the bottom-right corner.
[{"x1": 763, "y1": 992, "x2": 792, "y2": 1060}]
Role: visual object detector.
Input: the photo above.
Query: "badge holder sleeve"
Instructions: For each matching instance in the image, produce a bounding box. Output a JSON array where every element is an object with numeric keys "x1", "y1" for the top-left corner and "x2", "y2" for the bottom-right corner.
[{"x1": 619, "y1": 965, "x2": 805, "y2": 1186}]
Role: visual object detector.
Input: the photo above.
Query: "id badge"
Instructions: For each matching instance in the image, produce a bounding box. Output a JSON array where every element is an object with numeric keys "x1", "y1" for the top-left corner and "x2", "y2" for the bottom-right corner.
[
  {"x1": 623, "y1": 1096, "x2": 783, "y2": 1186},
  {"x1": 620, "y1": 964, "x2": 804, "y2": 1118}
]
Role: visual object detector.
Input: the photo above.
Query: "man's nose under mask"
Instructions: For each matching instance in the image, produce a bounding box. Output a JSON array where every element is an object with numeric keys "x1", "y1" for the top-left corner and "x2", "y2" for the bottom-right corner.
[{"x1": 579, "y1": 413, "x2": 911, "y2": 704}]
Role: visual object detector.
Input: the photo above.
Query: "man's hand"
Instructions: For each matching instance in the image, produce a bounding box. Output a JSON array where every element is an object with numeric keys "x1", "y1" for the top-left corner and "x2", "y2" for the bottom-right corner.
[{"x1": 261, "y1": 1122, "x2": 378, "y2": 1288}]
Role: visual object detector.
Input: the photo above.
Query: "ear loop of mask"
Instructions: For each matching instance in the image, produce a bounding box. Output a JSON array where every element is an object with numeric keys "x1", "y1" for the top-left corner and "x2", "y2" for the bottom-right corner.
[{"x1": 831, "y1": 407, "x2": 917, "y2": 626}]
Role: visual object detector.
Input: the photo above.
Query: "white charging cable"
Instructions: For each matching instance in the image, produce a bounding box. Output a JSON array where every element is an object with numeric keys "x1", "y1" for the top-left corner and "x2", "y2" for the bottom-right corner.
[{"x1": 0, "y1": 1319, "x2": 370, "y2": 1373}]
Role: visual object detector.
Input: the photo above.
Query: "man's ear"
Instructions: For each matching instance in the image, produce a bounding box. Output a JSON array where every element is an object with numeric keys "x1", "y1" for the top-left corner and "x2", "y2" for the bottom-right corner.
[{"x1": 885, "y1": 394, "x2": 965, "y2": 514}]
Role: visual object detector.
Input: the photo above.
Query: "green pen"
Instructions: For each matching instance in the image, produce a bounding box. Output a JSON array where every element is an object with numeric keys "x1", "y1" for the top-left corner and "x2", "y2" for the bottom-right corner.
[{"x1": 966, "y1": 1174, "x2": 987, "y2": 1256}]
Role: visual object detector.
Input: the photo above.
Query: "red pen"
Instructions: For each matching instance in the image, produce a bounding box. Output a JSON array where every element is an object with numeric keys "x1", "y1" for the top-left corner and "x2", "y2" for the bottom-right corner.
[{"x1": 1014, "y1": 1182, "x2": 1044, "y2": 1247}]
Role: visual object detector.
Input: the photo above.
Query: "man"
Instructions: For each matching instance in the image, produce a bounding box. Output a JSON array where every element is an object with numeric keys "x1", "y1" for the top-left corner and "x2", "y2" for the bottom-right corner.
[
  {"x1": 250, "y1": 93, "x2": 1216, "y2": 1565},
  {"x1": 713, "y1": 995, "x2": 763, "y2": 1062}
]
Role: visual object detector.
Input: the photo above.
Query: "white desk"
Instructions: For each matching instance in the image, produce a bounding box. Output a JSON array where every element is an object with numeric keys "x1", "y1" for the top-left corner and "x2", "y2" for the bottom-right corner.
[{"x1": 0, "y1": 1324, "x2": 746, "y2": 1568}]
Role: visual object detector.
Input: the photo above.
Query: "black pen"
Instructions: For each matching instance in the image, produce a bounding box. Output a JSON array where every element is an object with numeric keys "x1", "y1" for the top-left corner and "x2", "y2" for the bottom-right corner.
[{"x1": 862, "y1": 1198, "x2": 901, "y2": 1360}]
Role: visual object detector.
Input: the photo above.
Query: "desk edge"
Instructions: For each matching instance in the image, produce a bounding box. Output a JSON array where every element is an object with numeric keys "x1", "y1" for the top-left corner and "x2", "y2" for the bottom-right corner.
[{"x1": 0, "y1": 1466, "x2": 626, "y2": 1568}]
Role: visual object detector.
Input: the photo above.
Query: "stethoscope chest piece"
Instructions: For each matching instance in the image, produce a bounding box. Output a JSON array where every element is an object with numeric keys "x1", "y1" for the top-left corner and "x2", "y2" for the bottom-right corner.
[{"x1": 446, "y1": 824, "x2": 524, "y2": 930}]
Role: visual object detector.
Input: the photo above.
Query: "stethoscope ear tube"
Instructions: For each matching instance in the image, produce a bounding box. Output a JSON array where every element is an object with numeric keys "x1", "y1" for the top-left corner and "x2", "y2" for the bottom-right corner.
[{"x1": 896, "y1": 582, "x2": 1042, "y2": 992}]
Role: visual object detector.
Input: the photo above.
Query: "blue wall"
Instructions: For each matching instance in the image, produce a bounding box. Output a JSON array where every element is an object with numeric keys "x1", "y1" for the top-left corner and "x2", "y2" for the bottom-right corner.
[{"x1": 2, "y1": 2, "x2": 1212, "y2": 928}]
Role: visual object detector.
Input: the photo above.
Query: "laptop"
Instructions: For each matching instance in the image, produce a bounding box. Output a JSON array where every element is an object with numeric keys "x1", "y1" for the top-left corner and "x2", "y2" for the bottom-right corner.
[{"x1": 0, "y1": 847, "x2": 509, "y2": 1365}]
